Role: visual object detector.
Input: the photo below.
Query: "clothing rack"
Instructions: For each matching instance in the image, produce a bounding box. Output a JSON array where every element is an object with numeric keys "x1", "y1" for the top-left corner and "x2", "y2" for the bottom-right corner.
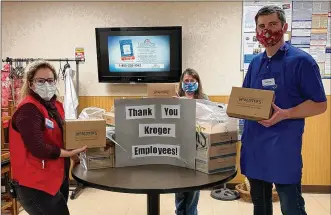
[
  {"x1": 2, "y1": 57, "x2": 85, "y2": 200},
  {"x1": 2, "y1": 57, "x2": 85, "y2": 97}
]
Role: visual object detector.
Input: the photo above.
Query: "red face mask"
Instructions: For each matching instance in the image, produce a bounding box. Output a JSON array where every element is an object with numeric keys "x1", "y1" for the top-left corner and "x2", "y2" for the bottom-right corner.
[{"x1": 256, "y1": 28, "x2": 284, "y2": 47}]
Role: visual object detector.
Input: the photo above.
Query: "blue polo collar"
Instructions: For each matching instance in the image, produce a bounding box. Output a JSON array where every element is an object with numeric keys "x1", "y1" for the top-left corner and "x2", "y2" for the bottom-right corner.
[
  {"x1": 280, "y1": 41, "x2": 290, "y2": 51},
  {"x1": 263, "y1": 42, "x2": 290, "y2": 59}
]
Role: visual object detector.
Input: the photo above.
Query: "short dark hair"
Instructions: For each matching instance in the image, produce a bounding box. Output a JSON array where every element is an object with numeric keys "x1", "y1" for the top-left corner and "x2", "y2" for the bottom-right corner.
[{"x1": 255, "y1": 5, "x2": 286, "y2": 25}]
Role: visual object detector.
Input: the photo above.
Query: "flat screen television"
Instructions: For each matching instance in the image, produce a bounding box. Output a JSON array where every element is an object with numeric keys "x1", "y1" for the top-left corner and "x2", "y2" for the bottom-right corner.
[{"x1": 95, "y1": 26, "x2": 182, "y2": 83}]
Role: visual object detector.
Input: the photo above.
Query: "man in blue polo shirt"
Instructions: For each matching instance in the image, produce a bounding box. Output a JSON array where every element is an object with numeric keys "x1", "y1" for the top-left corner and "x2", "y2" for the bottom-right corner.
[{"x1": 241, "y1": 5, "x2": 327, "y2": 215}]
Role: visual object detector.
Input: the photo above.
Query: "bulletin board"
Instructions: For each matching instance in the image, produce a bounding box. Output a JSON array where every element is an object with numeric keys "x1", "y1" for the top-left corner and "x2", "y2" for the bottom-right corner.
[{"x1": 240, "y1": 1, "x2": 331, "y2": 79}]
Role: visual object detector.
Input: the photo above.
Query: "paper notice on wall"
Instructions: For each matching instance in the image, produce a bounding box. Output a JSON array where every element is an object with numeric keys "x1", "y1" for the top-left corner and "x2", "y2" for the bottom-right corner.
[
  {"x1": 242, "y1": 32, "x2": 265, "y2": 70},
  {"x1": 310, "y1": 46, "x2": 326, "y2": 63},
  {"x1": 125, "y1": 105, "x2": 155, "y2": 119},
  {"x1": 139, "y1": 124, "x2": 176, "y2": 137},
  {"x1": 292, "y1": 20, "x2": 312, "y2": 29},
  {"x1": 312, "y1": 14, "x2": 328, "y2": 29},
  {"x1": 312, "y1": 2, "x2": 330, "y2": 15},
  {"x1": 161, "y1": 105, "x2": 180, "y2": 119},
  {"x1": 293, "y1": 1, "x2": 313, "y2": 21},
  {"x1": 291, "y1": 36, "x2": 311, "y2": 45},
  {"x1": 292, "y1": 29, "x2": 311, "y2": 37},
  {"x1": 243, "y1": 2, "x2": 292, "y2": 32},
  {"x1": 310, "y1": 33, "x2": 328, "y2": 46},
  {"x1": 75, "y1": 47, "x2": 85, "y2": 61},
  {"x1": 327, "y1": 14, "x2": 331, "y2": 47},
  {"x1": 318, "y1": 63, "x2": 326, "y2": 77},
  {"x1": 325, "y1": 48, "x2": 331, "y2": 77},
  {"x1": 243, "y1": 5, "x2": 262, "y2": 33},
  {"x1": 132, "y1": 144, "x2": 180, "y2": 158}
]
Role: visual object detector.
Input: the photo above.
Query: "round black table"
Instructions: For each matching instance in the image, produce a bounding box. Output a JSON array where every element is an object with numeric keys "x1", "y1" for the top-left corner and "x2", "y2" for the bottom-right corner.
[{"x1": 72, "y1": 165, "x2": 237, "y2": 215}]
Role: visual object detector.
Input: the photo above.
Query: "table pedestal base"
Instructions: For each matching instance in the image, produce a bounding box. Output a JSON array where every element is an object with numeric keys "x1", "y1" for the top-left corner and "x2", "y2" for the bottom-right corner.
[{"x1": 147, "y1": 193, "x2": 160, "y2": 215}]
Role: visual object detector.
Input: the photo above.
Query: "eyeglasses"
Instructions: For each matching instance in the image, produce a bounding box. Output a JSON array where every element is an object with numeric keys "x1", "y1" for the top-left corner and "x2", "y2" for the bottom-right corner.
[{"x1": 33, "y1": 78, "x2": 56, "y2": 86}]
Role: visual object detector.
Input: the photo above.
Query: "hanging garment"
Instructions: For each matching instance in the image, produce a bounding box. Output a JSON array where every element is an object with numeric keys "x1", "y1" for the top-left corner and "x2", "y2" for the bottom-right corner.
[
  {"x1": 1, "y1": 64, "x2": 12, "y2": 127},
  {"x1": 63, "y1": 67, "x2": 78, "y2": 119},
  {"x1": 13, "y1": 76, "x2": 23, "y2": 108}
]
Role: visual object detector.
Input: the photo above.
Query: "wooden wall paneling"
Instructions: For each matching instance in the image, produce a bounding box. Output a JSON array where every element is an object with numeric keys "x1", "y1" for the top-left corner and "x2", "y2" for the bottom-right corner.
[
  {"x1": 76, "y1": 95, "x2": 330, "y2": 185},
  {"x1": 301, "y1": 97, "x2": 331, "y2": 185}
]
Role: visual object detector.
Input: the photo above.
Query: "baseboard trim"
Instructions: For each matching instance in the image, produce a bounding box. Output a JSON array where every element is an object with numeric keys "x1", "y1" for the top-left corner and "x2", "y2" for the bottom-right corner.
[
  {"x1": 207, "y1": 183, "x2": 331, "y2": 194},
  {"x1": 302, "y1": 185, "x2": 331, "y2": 194}
]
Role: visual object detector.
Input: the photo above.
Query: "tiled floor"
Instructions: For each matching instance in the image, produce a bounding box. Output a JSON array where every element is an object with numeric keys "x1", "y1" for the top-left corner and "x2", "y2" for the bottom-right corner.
[{"x1": 19, "y1": 188, "x2": 330, "y2": 215}]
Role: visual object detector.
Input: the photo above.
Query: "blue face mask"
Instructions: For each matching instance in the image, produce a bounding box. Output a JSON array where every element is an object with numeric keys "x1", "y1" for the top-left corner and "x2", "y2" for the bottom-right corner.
[{"x1": 182, "y1": 82, "x2": 199, "y2": 93}]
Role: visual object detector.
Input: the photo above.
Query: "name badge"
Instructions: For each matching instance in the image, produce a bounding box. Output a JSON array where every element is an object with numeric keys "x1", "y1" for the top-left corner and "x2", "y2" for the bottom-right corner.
[
  {"x1": 262, "y1": 78, "x2": 276, "y2": 87},
  {"x1": 45, "y1": 118, "x2": 54, "y2": 129}
]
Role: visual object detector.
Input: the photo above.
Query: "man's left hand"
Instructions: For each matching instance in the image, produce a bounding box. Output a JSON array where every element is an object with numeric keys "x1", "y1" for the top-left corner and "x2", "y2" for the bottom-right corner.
[{"x1": 259, "y1": 103, "x2": 290, "y2": 127}]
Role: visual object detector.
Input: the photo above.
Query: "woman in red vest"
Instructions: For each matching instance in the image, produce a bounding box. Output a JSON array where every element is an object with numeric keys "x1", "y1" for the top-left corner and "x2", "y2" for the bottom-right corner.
[{"x1": 9, "y1": 61, "x2": 86, "y2": 215}]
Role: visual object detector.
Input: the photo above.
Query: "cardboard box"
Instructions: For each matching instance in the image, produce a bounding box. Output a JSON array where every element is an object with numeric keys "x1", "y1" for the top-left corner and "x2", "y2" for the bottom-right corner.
[
  {"x1": 103, "y1": 112, "x2": 115, "y2": 125},
  {"x1": 147, "y1": 83, "x2": 178, "y2": 98},
  {"x1": 85, "y1": 142, "x2": 115, "y2": 157},
  {"x1": 80, "y1": 154, "x2": 114, "y2": 170},
  {"x1": 81, "y1": 142, "x2": 115, "y2": 170},
  {"x1": 196, "y1": 122, "x2": 238, "y2": 174},
  {"x1": 64, "y1": 119, "x2": 106, "y2": 149},
  {"x1": 196, "y1": 156, "x2": 236, "y2": 174},
  {"x1": 226, "y1": 87, "x2": 274, "y2": 121}
]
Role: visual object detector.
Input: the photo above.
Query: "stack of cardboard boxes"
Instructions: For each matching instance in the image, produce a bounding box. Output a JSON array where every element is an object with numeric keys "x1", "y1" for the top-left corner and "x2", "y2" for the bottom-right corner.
[
  {"x1": 80, "y1": 139, "x2": 115, "y2": 170},
  {"x1": 195, "y1": 120, "x2": 238, "y2": 174},
  {"x1": 64, "y1": 119, "x2": 115, "y2": 170},
  {"x1": 103, "y1": 112, "x2": 115, "y2": 126}
]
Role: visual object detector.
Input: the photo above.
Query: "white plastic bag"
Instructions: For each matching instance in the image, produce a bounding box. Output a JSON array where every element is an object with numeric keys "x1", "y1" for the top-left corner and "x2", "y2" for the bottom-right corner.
[
  {"x1": 78, "y1": 107, "x2": 105, "y2": 119},
  {"x1": 196, "y1": 99, "x2": 238, "y2": 132},
  {"x1": 196, "y1": 99, "x2": 229, "y2": 124}
]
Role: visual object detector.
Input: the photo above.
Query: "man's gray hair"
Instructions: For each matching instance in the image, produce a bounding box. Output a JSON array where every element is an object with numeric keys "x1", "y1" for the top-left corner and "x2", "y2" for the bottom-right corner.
[{"x1": 255, "y1": 5, "x2": 287, "y2": 25}]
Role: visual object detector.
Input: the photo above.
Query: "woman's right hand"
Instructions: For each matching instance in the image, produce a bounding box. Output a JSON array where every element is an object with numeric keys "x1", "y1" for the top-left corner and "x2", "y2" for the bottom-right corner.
[
  {"x1": 70, "y1": 145, "x2": 87, "y2": 156},
  {"x1": 60, "y1": 145, "x2": 87, "y2": 158}
]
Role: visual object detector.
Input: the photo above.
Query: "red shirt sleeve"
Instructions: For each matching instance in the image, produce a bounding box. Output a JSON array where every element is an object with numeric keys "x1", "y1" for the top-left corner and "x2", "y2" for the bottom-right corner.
[{"x1": 12, "y1": 103, "x2": 61, "y2": 159}]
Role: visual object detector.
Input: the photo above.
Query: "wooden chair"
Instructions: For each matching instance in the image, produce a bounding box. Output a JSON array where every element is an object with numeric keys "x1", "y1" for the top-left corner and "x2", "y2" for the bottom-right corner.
[
  {"x1": 1, "y1": 150, "x2": 18, "y2": 215},
  {"x1": 1, "y1": 103, "x2": 19, "y2": 214},
  {"x1": 1, "y1": 116, "x2": 11, "y2": 149}
]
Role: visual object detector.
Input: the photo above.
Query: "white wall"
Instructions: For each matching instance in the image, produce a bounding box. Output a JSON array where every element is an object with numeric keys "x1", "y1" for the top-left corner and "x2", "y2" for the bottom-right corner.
[
  {"x1": 1, "y1": 1, "x2": 330, "y2": 96},
  {"x1": 1, "y1": 1, "x2": 243, "y2": 96}
]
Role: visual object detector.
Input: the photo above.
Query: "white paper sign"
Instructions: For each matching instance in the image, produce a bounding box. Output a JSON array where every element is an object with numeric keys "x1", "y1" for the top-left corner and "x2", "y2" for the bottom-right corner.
[
  {"x1": 139, "y1": 124, "x2": 176, "y2": 137},
  {"x1": 292, "y1": 20, "x2": 312, "y2": 29},
  {"x1": 327, "y1": 14, "x2": 331, "y2": 47},
  {"x1": 132, "y1": 144, "x2": 180, "y2": 158},
  {"x1": 292, "y1": 29, "x2": 311, "y2": 37},
  {"x1": 310, "y1": 46, "x2": 326, "y2": 63},
  {"x1": 293, "y1": 2, "x2": 313, "y2": 21},
  {"x1": 161, "y1": 105, "x2": 180, "y2": 119},
  {"x1": 125, "y1": 105, "x2": 155, "y2": 119},
  {"x1": 325, "y1": 49, "x2": 331, "y2": 77}
]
